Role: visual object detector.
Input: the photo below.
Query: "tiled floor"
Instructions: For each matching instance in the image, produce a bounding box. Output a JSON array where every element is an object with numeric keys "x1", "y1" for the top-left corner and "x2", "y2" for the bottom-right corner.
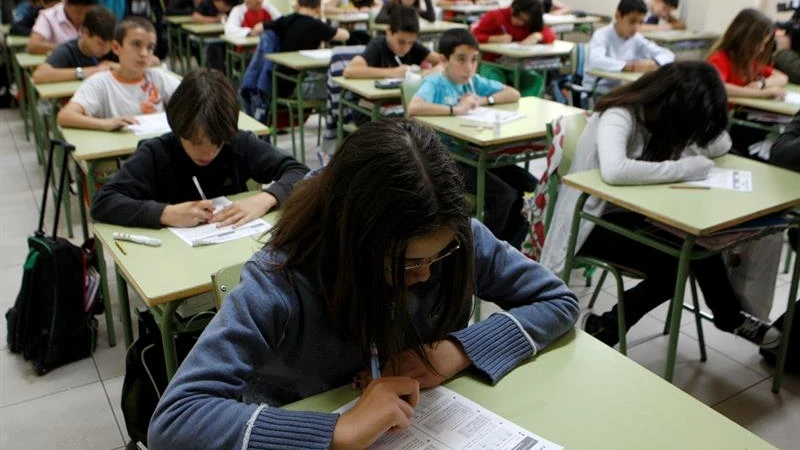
[{"x1": 0, "y1": 106, "x2": 798, "y2": 449}]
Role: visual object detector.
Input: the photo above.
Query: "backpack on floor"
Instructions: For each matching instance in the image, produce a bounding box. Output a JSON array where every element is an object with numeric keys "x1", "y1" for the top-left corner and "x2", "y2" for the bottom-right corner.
[
  {"x1": 121, "y1": 309, "x2": 203, "y2": 446},
  {"x1": 760, "y1": 300, "x2": 800, "y2": 372},
  {"x1": 5, "y1": 139, "x2": 100, "y2": 375}
]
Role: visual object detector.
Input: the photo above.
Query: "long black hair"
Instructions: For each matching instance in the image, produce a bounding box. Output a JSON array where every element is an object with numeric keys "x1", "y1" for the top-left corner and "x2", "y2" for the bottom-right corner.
[
  {"x1": 594, "y1": 61, "x2": 728, "y2": 162},
  {"x1": 268, "y1": 119, "x2": 475, "y2": 371}
]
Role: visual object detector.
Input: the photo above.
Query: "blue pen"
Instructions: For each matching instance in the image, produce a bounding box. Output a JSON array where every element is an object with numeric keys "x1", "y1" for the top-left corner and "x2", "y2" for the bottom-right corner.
[
  {"x1": 370, "y1": 342, "x2": 381, "y2": 380},
  {"x1": 501, "y1": 24, "x2": 507, "y2": 34}
]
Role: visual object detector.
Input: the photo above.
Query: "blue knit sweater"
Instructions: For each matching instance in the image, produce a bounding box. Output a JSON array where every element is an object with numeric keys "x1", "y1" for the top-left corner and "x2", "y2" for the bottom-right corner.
[{"x1": 148, "y1": 219, "x2": 579, "y2": 450}]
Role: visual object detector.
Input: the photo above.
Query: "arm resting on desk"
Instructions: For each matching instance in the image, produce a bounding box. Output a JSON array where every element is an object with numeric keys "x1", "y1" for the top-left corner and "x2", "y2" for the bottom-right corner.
[
  {"x1": 595, "y1": 108, "x2": 721, "y2": 185},
  {"x1": 449, "y1": 220, "x2": 579, "y2": 384},
  {"x1": 242, "y1": 131, "x2": 310, "y2": 206}
]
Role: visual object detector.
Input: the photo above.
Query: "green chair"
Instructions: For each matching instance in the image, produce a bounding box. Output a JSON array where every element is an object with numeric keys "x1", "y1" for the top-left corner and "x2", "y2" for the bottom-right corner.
[
  {"x1": 478, "y1": 63, "x2": 545, "y2": 98},
  {"x1": 546, "y1": 114, "x2": 706, "y2": 357},
  {"x1": 211, "y1": 262, "x2": 245, "y2": 310}
]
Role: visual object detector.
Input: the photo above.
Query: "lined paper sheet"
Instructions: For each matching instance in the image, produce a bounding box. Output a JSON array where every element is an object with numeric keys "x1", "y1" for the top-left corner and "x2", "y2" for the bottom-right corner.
[
  {"x1": 462, "y1": 107, "x2": 525, "y2": 125},
  {"x1": 684, "y1": 168, "x2": 753, "y2": 192},
  {"x1": 126, "y1": 112, "x2": 171, "y2": 136},
  {"x1": 168, "y1": 196, "x2": 271, "y2": 247},
  {"x1": 334, "y1": 386, "x2": 563, "y2": 450},
  {"x1": 299, "y1": 49, "x2": 333, "y2": 60}
]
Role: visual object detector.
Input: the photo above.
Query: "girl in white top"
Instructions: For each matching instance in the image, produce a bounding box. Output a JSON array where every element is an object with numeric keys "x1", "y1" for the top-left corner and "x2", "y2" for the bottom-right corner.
[{"x1": 541, "y1": 61, "x2": 781, "y2": 349}]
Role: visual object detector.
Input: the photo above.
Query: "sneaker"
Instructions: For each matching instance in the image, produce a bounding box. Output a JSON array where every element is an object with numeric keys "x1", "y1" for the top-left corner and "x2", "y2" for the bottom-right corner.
[
  {"x1": 582, "y1": 312, "x2": 620, "y2": 347},
  {"x1": 732, "y1": 314, "x2": 781, "y2": 349}
]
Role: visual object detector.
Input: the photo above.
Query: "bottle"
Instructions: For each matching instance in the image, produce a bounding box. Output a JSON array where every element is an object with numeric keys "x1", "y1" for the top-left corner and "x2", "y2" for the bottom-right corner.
[{"x1": 493, "y1": 113, "x2": 501, "y2": 138}]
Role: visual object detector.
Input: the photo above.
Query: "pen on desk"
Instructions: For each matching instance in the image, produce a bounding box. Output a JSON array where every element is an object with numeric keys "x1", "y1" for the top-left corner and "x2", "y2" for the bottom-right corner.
[
  {"x1": 468, "y1": 79, "x2": 476, "y2": 94},
  {"x1": 115, "y1": 240, "x2": 127, "y2": 255},
  {"x1": 370, "y1": 342, "x2": 381, "y2": 380},
  {"x1": 192, "y1": 175, "x2": 207, "y2": 200},
  {"x1": 112, "y1": 232, "x2": 162, "y2": 246},
  {"x1": 670, "y1": 185, "x2": 711, "y2": 190}
]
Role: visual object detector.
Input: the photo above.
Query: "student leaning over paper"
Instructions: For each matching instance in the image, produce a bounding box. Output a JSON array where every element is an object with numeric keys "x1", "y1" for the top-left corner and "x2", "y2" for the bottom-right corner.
[{"x1": 147, "y1": 119, "x2": 579, "y2": 450}]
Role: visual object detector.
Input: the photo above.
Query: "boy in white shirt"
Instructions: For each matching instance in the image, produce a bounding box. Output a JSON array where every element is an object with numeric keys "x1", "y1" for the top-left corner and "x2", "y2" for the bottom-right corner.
[
  {"x1": 583, "y1": 0, "x2": 675, "y2": 93},
  {"x1": 58, "y1": 16, "x2": 181, "y2": 131}
]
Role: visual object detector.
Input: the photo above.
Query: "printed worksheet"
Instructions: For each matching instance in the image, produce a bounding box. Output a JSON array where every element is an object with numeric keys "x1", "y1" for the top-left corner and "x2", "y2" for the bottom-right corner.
[
  {"x1": 462, "y1": 107, "x2": 525, "y2": 125},
  {"x1": 684, "y1": 168, "x2": 753, "y2": 192},
  {"x1": 502, "y1": 43, "x2": 552, "y2": 53},
  {"x1": 299, "y1": 49, "x2": 333, "y2": 60},
  {"x1": 126, "y1": 112, "x2": 171, "y2": 136},
  {"x1": 783, "y1": 91, "x2": 800, "y2": 105},
  {"x1": 168, "y1": 197, "x2": 271, "y2": 246},
  {"x1": 333, "y1": 386, "x2": 563, "y2": 450},
  {"x1": 543, "y1": 13, "x2": 577, "y2": 24}
]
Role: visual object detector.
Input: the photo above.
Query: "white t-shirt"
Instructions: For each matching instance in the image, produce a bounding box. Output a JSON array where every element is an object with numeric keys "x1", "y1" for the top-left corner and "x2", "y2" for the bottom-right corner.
[{"x1": 70, "y1": 68, "x2": 181, "y2": 118}]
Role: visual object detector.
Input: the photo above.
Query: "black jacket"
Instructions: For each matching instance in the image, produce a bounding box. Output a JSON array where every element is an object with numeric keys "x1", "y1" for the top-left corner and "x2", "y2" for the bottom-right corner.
[
  {"x1": 91, "y1": 131, "x2": 309, "y2": 228},
  {"x1": 770, "y1": 112, "x2": 800, "y2": 172}
]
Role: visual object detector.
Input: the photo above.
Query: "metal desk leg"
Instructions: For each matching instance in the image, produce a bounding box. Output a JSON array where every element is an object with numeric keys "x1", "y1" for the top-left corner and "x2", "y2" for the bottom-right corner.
[
  {"x1": 11, "y1": 56, "x2": 30, "y2": 142},
  {"x1": 296, "y1": 72, "x2": 307, "y2": 165},
  {"x1": 271, "y1": 68, "x2": 278, "y2": 146},
  {"x1": 336, "y1": 91, "x2": 345, "y2": 147},
  {"x1": 158, "y1": 300, "x2": 181, "y2": 380},
  {"x1": 87, "y1": 160, "x2": 117, "y2": 347},
  {"x1": 664, "y1": 236, "x2": 696, "y2": 382},
  {"x1": 561, "y1": 192, "x2": 590, "y2": 283},
  {"x1": 513, "y1": 62, "x2": 521, "y2": 91},
  {"x1": 471, "y1": 149, "x2": 489, "y2": 323},
  {"x1": 115, "y1": 268, "x2": 133, "y2": 349},
  {"x1": 773, "y1": 246, "x2": 800, "y2": 392}
]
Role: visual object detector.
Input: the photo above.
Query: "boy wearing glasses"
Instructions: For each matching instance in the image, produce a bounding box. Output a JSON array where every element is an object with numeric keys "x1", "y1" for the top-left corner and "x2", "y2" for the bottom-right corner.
[
  {"x1": 57, "y1": 17, "x2": 180, "y2": 131},
  {"x1": 407, "y1": 29, "x2": 534, "y2": 249},
  {"x1": 90, "y1": 69, "x2": 308, "y2": 229}
]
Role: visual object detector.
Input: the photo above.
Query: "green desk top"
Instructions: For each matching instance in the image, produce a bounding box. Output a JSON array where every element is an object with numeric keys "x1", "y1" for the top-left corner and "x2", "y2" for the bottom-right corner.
[
  {"x1": 325, "y1": 12, "x2": 370, "y2": 23},
  {"x1": 479, "y1": 40, "x2": 575, "y2": 59},
  {"x1": 586, "y1": 68, "x2": 642, "y2": 83},
  {"x1": 94, "y1": 203, "x2": 277, "y2": 306},
  {"x1": 266, "y1": 51, "x2": 331, "y2": 71},
  {"x1": 14, "y1": 52, "x2": 46, "y2": 69},
  {"x1": 729, "y1": 84, "x2": 800, "y2": 116},
  {"x1": 370, "y1": 20, "x2": 467, "y2": 34},
  {"x1": 1, "y1": 24, "x2": 9, "y2": 36},
  {"x1": 413, "y1": 97, "x2": 584, "y2": 147},
  {"x1": 5, "y1": 35, "x2": 29, "y2": 49},
  {"x1": 641, "y1": 29, "x2": 720, "y2": 43},
  {"x1": 64, "y1": 111, "x2": 269, "y2": 162},
  {"x1": 543, "y1": 13, "x2": 603, "y2": 26},
  {"x1": 165, "y1": 15, "x2": 194, "y2": 25},
  {"x1": 221, "y1": 35, "x2": 260, "y2": 47},
  {"x1": 286, "y1": 330, "x2": 778, "y2": 450},
  {"x1": 563, "y1": 154, "x2": 800, "y2": 236},
  {"x1": 332, "y1": 77, "x2": 401, "y2": 100},
  {"x1": 181, "y1": 23, "x2": 225, "y2": 35},
  {"x1": 33, "y1": 80, "x2": 83, "y2": 100}
]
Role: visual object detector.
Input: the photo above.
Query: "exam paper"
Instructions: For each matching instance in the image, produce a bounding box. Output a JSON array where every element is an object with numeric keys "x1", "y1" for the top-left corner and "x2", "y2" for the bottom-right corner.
[
  {"x1": 126, "y1": 112, "x2": 171, "y2": 136},
  {"x1": 543, "y1": 13, "x2": 577, "y2": 24},
  {"x1": 684, "y1": 168, "x2": 753, "y2": 192},
  {"x1": 299, "y1": 49, "x2": 333, "y2": 60},
  {"x1": 783, "y1": 91, "x2": 800, "y2": 105},
  {"x1": 462, "y1": 107, "x2": 525, "y2": 125},
  {"x1": 169, "y1": 197, "x2": 272, "y2": 246},
  {"x1": 502, "y1": 43, "x2": 552, "y2": 52},
  {"x1": 333, "y1": 386, "x2": 562, "y2": 450}
]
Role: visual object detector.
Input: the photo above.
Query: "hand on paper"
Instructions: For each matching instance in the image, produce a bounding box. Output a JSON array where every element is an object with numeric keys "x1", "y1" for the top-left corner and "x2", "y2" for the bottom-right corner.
[
  {"x1": 766, "y1": 86, "x2": 786, "y2": 100},
  {"x1": 391, "y1": 64, "x2": 410, "y2": 78},
  {"x1": 332, "y1": 377, "x2": 420, "y2": 450},
  {"x1": 521, "y1": 32, "x2": 543, "y2": 45},
  {"x1": 454, "y1": 94, "x2": 480, "y2": 115},
  {"x1": 102, "y1": 116, "x2": 138, "y2": 131},
  {"x1": 160, "y1": 200, "x2": 215, "y2": 227},
  {"x1": 209, "y1": 192, "x2": 277, "y2": 227},
  {"x1": 493, "y1": 34, "x2": 513, "y2": 43},
  {"x1": 632, "y1": 59, "x2": 658, "y2": 72}
]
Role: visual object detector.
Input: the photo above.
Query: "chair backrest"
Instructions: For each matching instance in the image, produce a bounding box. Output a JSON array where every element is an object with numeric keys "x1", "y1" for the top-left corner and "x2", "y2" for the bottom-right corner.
[
  {"x1": 554, "y1": 112, "x2": 589, "y2": 179},
  {"x1": 210, "y1": 262, "x2": 245, "y2": 310},
  {"x1": 401, "y1": 79, "x2": 423, "y2": 115},
  {"x1": 571, "y1": 42, "x2": 586, "y2": 81}
]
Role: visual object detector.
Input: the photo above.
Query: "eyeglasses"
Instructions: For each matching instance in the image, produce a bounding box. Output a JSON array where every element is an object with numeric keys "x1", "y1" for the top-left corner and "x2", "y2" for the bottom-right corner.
[{"x1": 387, "y1": 238, "x2": 461, "y2": 272}]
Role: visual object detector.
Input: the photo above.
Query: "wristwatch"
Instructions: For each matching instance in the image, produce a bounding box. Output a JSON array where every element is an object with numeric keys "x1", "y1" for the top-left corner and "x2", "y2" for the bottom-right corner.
[
  {"x1": 75, "y1": 67, "x2": 85, "y2": 80},
  {"x1": 487, "y1": 95, "x2": 496, "y2": 106}
]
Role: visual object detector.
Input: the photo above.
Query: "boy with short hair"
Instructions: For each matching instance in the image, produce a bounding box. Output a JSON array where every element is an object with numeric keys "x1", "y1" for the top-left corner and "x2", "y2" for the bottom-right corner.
[
  {"x1": 32, "y1": 6, "x2": 118, "y2": 84},
  {"x1": 57, "y1": 16, "x2": 181, "y2": 131},
  {"x1": 640, "y1": 0, "x2": 684, "y2": 31},
  {"x1": 407, "y1": 29, "x2": 534, "y2": 248},
  {"x1": 266, "y1": 0, "x2": 350, "y2": 98},
  {"x1": 583, "y1": 0, "x2": 675, "y2": 93},
  {"x1": 28, "y1": 0, "x2": 98, "y2": 54},
  {"x1": 91, "y1": 69, "x2": 309, "y2": 228},
  {"x1": 343, "y1": 6, "x2": 441, "y2": 79}
]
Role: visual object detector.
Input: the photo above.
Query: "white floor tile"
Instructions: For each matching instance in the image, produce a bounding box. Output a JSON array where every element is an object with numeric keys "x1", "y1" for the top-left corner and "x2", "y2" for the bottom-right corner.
[
  {"x1": 0, "y1": 380, "x2": 125, "y2": 450},
  {"x1": 0, "y1": 237, "x2": 32, "y2": 270},
  {"x1": 714, "y1": 378, "x2": 800, "y2": 450},
  {"x1": 625, "y1": 333, "x2": 768, "y2": 406},
  {"x1": 103, "y1": 375, "x2": 129, "y2": 445},
  {"x1": 0, "y1": 348, "x2": 100, "y2": 407}
]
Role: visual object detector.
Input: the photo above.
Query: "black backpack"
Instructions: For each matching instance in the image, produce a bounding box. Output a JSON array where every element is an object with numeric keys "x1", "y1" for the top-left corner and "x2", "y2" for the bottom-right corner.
[
  {"x1": 121, "y1": 309, "x2": 203, "y2": 446},
  {"x1": 5, "y1": 139, "x2": 99, "y2": 374}
]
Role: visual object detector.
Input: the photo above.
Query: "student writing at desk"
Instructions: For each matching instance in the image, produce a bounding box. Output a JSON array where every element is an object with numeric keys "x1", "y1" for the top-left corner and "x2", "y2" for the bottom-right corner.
[
  {"x1": 640, "y1": 0, "x2": 684, "y2": 31},
  {"x1": 223, "y1": 0, "x2": 282, "y2": 37},
  {"x1": 91, "y1": 69, "x2": 308, "y2": 228},
  {"x1": 10, "y1": 0, "x2": 60, "y2": 37},
  {"x1": 57, "y1": 16, "x2": 180, "y2": 131},
  {"x1": 407, "y1": 28, "x2": 535, "y2": 250},
  {"x1": 343, "y1": 6, "x2": 442, "y2": 79},
  {"x1": 147, "y1": 119, "x2": 579, "y2": 450},
  {"x1": 31, "y1": 6, "x2": 118, "y2": 84},
  {"x1": 375, "y1": 0, "x2": 436, "y2": 24},
  {"x1": 541, "y1": 61, "x2": 781, "y2": 349},
  {"x1": 27, "y1": 0, "x2": 97, "y2": 54},
  {"x1": 582, "y1": 0, "x2": 674, "y2": 94}
]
